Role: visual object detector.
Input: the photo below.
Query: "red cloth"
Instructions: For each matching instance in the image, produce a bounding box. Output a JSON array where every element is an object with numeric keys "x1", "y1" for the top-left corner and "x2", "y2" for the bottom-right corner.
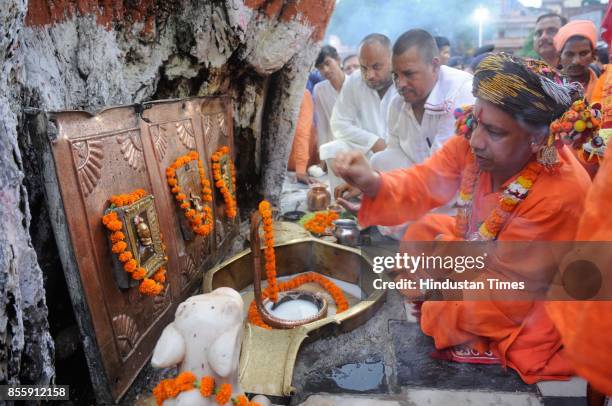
[{"x1": 602, "y1": 3, "x2": 612, "y2": 44}]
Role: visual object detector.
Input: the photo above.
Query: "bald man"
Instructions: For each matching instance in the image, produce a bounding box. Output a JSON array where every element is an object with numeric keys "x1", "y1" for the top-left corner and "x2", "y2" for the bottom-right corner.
[{"x1": 320, "y1": 33, "x2": 398, "y2": 196}]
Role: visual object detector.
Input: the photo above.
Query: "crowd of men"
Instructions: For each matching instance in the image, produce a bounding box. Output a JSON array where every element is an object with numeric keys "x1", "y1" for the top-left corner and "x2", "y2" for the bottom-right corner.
[{"x1": 286, "y1": 10, "x2": 612, "y2": 400}]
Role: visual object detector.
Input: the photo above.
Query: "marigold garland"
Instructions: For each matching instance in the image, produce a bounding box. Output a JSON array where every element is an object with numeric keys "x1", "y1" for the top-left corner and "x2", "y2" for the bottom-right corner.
[
  {"x1": 249, "y1": 200, "x2": 349, "y2": 329},
  {"x1": 211, "y1": 146, "x2": 238, "y2": 219},
  {"x1": 215, "y1": 383, "x2": 232, "y2": 405},
  {"x1": 453, "y1": 106, "x2": 543, "y2": 241},
  {"x1": 102, "y1": 189, "x2": 166, "y2": 296},
  {"x1": 248, "y1": 271, "x2": 350, "y2": 329},
  {"x1": 166, "y1": 151, "x2": 214, "y2": 236},
  {"x1": 550, "y1": 99, "x2": 602, "y2": 157},
  {"x1": 454, "y1": 155, "x2": 541, "y2": 241},
  {"x1": 152, "y1": 373, "x2": 262, "y2": 406},
  {"x1": 199, "y1": 376, "x2": 215, "y2": 397},
  {"x1": 303, "y1": 210, "x2": 339, "y2": 235},
  {"x1": 258, "y1": 201, "x2": 279, "y2": 302}
]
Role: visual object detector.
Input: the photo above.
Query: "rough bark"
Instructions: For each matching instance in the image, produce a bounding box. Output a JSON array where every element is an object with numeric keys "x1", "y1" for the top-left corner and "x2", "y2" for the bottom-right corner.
[{"x1": 0, "y1": 0, "x2": 54, "y2": 387}]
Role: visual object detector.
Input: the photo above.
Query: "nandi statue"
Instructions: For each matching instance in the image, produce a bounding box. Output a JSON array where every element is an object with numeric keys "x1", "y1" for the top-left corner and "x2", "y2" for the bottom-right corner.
[{"x1": 151, "y1": 287, "x2": 270, "y2": 406}]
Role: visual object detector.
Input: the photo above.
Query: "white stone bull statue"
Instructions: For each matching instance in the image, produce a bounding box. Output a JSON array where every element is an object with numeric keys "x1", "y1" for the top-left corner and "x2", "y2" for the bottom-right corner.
[{"x1": 151, "y1": 287, "x2": 269, "y2": 406}]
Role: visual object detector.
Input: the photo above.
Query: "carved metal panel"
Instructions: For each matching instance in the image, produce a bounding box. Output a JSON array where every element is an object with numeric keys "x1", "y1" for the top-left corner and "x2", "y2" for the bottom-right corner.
[
  {"x1": 200, "y1": 99, "x2": 238, "y2": 253},
  {"x1": 43, "y1": 96, "x2": 237, "y2": 403}
]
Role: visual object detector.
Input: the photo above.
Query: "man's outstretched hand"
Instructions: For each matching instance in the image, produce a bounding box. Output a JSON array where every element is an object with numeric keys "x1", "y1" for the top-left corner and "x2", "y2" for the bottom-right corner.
[
  {"x1": 332, "y1": 151, "x2": 381, "y2": 198},
  {"x1": 334, "y1": 183, "x2": 362, "y2": 214}
]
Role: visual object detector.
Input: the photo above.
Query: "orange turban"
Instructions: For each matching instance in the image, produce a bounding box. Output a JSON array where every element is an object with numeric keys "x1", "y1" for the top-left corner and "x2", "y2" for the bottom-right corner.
[{"x1": 554, "y1": 20, "x2": 597, "y2": 52}]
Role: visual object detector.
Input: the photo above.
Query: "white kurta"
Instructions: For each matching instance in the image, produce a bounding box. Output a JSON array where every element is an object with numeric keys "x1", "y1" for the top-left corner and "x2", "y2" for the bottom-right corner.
[
  {"x1": 319, "y1": 71, "x2": 397, "y2": 160},
  {"x1": 369, "y1": 65, "x2": 474, "y2": 240},
  {"x1": 313, "y1": 80, "x2": 339, "y2": 149},
  {"x1": 371, "y1": 65, "x2": 475, "y2": 170}
]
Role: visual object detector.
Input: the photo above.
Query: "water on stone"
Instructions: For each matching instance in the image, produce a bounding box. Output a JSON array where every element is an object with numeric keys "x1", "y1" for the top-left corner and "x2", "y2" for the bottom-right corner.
[{"x1": 265, "y1": 299, "x2": 319, "y2": 321}]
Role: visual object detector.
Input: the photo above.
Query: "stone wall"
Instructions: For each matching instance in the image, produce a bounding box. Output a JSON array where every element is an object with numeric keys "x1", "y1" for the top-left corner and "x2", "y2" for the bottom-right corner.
[{"x1": 0, "y1": 0, "x2": 334, "y2": 396}]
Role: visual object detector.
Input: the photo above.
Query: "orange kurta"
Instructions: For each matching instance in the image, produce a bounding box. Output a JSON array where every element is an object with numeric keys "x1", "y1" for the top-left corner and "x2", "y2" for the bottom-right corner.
[
  {"x1": 589, "y1": 65, "x2": 609, "y2": 104},
  {"x1": 546, "y1": 143, "x2": 612, "y2": 395},
  {"x1": 584, "y1": 68, "x2": 599, "y2": 102},
  {"x1": 288, "y1": 90, "x2": 319, "y2": 174},
  {"x1": 359, "y1": 135, "x2": 591, "y2": 384}
]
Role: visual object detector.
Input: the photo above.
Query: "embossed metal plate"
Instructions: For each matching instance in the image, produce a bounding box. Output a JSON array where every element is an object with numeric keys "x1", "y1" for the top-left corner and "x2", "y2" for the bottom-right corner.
[{"x1": 42, "y1": 96, "x2": 237, "y2": 402}]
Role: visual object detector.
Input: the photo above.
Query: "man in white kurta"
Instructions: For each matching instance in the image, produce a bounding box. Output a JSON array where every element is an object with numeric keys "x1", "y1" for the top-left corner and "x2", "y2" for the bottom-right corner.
[
  {"x1": 313, "y1": 45, "x2": 346, "y2": 151},
  {"x1": 314, "y1": 79, "x2": 339, "y2": 149},
  {"x1": 372, "y1": 65, "x2": 474, "y2": 171},
  {"x1": 370, "y1": 29, "x2": 474, "y2": 238},
  {"x1": 320, "y1": 33, "x2": 397, "y2": 194}
]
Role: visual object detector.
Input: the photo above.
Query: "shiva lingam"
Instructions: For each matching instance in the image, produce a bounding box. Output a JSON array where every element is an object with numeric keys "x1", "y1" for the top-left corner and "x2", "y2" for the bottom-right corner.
[{"x1": 250, "y1": 210, "x2": 328, "y2": 329}]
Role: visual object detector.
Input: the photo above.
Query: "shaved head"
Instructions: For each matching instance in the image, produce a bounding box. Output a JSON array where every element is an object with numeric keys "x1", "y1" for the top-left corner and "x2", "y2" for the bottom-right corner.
[
  {"x1": 393, "y1": 29, "x2": 439, "y2": 63},
  {"x1": 359, "y1": 33, "x2": 392, "y2": 54}
]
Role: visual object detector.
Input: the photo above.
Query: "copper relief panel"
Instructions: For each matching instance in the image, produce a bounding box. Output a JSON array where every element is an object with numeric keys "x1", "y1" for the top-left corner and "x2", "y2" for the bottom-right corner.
[{"x1": 47, "y1": 97, "x2": 237, "y2": 402}]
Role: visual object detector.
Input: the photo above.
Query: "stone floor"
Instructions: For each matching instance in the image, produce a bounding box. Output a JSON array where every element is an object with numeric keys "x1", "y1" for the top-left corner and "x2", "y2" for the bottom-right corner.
[{"x1": 278, "y1": 172, "x2": 593, "y2": 406}]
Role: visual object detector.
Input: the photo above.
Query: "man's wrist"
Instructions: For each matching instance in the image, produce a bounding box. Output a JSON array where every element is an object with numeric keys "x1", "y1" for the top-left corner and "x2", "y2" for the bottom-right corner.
[{"x1": 363, "y1": 171, "x2": 382, "y2": 198}]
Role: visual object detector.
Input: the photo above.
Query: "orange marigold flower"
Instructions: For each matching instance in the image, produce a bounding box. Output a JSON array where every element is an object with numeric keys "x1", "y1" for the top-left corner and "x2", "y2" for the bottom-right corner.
[
  {"x1": 132, "y1": 267, "x2": 146, "y2": 280},
  {"x1": 124, "y1": 259, "x2": 138, "y2": 273},
  {"x1": 234, "y1": 394, "x2": 249, "y2": 406},
  {"x1": 107, "y1": 220, "x2": 123, "y2": 232},
  {"x1": 153, "y1": 268, "x2": 166, "y2": 283},
  {"x1": 118, "y1": 251, "x2": 133, "y2": 262},
  {"x1": 215, "y1": 383, "x2": 232, "y2": 405},
  {"x1": 111, "y1": 241, "x2": 127, "y2": 254},
  {"x1": 153, "y1": 378, "x2": 177, "y2": 405},
  {"x1": 139, "y1": 278, "x2": 161, "y2": 296},
  {"x1": 199, "y1": 376, "x2": 215, "y2": 397},
  {"x1": 102, "y1": 212, "x2": 118, "y2": 225},
  {"x1": 175, "y1": 371, "x2": 196, "y2": 392},
  {"x1": 110, "y1": 231, "x2": 125, "y2": 243}
]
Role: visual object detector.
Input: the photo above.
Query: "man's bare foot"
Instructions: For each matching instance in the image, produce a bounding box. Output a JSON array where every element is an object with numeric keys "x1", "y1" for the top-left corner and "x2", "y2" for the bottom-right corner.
[{"x1": 296, "y1": 172, "x2": 315, "y2": 184}]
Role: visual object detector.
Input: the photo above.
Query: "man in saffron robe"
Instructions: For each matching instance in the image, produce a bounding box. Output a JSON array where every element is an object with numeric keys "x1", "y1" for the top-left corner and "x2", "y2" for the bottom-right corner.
[
  {"x1": 545, "y1": 7, "x2": 612, "y2": 397},
  {"x1": 545, "y1": 143, "x2": 612, "y2": 398},
  {"x1": 554, "y1": 20, "x2": 599, "y2": 101},
  {"x1": 288, "y1": 89, "x2": 319, "y2": 184},
  {"x1": 333, "y1": 53, "x2": 591, "y2": 384}
]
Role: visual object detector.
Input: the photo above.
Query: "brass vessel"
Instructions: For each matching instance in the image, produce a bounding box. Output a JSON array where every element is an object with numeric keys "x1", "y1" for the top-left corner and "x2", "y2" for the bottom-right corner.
[{"x1": 306, "y1": 184, "x2": 331, "y2": 212}]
